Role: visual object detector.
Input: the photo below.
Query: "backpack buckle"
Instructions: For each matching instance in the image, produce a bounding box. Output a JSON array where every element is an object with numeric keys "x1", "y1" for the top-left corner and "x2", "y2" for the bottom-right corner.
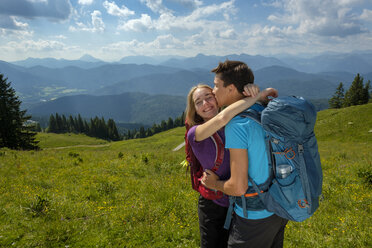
[{"x1": 298, "y1": 144, "x2": 304, "y2": 153}]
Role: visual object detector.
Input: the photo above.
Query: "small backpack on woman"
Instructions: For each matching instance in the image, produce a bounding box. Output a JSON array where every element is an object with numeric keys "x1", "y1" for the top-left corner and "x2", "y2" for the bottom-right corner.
[{"x1": 184, "y1": 120, "x2": 225, "y2": 200}]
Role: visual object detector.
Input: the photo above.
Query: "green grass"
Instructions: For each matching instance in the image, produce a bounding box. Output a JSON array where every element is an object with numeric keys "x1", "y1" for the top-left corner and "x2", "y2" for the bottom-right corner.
[
  {"x1": 36, "y1": 132, "x2": 109, "y2": 149},
  {"x1": 0, "y1": 104, "x2": 371, "y2": 247}
]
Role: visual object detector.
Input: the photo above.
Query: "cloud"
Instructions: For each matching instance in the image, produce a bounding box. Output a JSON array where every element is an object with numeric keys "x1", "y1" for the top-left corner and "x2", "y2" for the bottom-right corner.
[
  {"x1": 218, "y1": 29, "x2": 237, "y2": 39},
  {"x1": 70, "y1": 10, "x2": 105, "y2": 33},
  {"x1": 2, "y1": 39, "x2": 68, "y2": 55},
  {"x1": 121, "y1": 0, "x2": 237, "y2": 32},
  {"x1": 360, "y1": 9, "x2": 372, "y2": 22},
  {"x1": 265, "y1": 0, "x2": 367, "y2": 37},
  {"x1": 103, "y1": 1, "x2": 135, "y2": 17},
  {"x1": 91, "y1": 10, "x2": 105, "y2": 32},
  {"x1": 101, "y1": 34, "x2": 184, "y2": 57},
  {"x1": 0, "y1": 16, "x2": 28, "y2": 30},
  {"x1": 0, "y1": 0, "x2": 72, "y2": 21},
  {"x1": 78, "y1": 0, "x2": 94, "y2": 5},
  {"x1": 169, "y1": 0, "x2": 203, "y2": 9},
  {"x1": 262, "y1": 0, "x2": 283, "y2": 8},
  {"x1": 140, "y1": 0, "x2": 170, "y2": 14},
  {"x1": 119, "y1": 14, "x2": 153, "y2": 32}
]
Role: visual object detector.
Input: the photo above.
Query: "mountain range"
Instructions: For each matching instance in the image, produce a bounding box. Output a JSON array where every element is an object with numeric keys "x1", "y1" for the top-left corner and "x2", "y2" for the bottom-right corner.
[
  {"x1": 1, "y1": 51, "x2": 371, "y2": 126},
  {"x1": 27, "y1": 92, "x2": 185, "y2": 126}
]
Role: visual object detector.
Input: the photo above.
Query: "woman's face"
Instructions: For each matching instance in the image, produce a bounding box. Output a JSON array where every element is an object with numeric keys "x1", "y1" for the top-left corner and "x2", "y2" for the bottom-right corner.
[{"x1": 193, "y1": 87, "x2": 219, "y2": 122}]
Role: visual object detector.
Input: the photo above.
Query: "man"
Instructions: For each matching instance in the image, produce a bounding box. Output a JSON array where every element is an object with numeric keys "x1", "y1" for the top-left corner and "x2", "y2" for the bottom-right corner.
[{"x1": 202, "y1": 60, "x2": 287, "y2": 248}]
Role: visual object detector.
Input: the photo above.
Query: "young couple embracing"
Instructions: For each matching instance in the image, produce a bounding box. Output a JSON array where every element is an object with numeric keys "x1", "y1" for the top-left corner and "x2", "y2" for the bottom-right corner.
[{"x1": 185, "y1": 60, "x2": 288, "y2": 248}]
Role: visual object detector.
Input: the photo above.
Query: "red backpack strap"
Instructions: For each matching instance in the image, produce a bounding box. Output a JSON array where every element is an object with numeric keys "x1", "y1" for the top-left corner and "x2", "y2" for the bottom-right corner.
[{"x1": 210, "y1": 132, "x2": 225, "y2": 172}]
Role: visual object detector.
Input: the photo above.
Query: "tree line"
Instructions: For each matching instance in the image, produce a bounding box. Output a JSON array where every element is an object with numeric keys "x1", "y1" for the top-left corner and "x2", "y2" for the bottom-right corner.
[
  {"x1": 123, "y1": 115, "x2": 185, "y2": 140},
  {"x1": 329, "y1": 73, "x2": 371, "y2": 108},
  {"x1": 47, "y1": 113, "x2": 120, "y2": 141},
  {"x1": 46, "y1": 113, "x2": 185, "y2": 141}
]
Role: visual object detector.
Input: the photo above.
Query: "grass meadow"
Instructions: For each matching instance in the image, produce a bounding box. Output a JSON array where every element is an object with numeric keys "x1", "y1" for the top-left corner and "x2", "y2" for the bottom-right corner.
[{"x1": 0, "y1": 103, "x2": 371, "y2": 247}]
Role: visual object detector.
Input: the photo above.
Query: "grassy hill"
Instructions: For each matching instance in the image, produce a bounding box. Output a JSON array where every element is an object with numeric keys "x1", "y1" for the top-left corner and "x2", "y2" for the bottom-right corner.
[{"x1": 0, "y1": 104, "x2": 371, "y2": 247}]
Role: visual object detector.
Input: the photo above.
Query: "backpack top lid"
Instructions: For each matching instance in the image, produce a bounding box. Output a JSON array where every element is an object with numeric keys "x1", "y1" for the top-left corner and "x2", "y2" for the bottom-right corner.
[{"x1": 261, "y1": 96, "x2": 317, "y2": 142}]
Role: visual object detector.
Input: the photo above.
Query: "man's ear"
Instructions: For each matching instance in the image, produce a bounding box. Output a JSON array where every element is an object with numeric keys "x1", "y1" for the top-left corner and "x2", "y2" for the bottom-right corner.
[
  {"x1": 227, "y1": 84, "x2": 234, "y2": 92},
  {"x1": 227, "y1": 84, "x2": 238, "y2": 94}
]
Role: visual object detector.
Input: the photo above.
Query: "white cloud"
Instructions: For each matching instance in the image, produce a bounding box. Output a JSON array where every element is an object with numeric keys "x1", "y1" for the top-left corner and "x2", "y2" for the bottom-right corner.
[
  {"x1": 218, "y1": 29, "x2": 237, "y2": 39},
  {"x1": 264, "y1": 0, "x2": 367, "y2": 37},
  {"x1": 121, "y1": 0, "x2": 236, "y2": 32},
  {"x1": 140, "y1": 0, "x2": 170, "y2": 14},
  {"x1": 262, "y1": 0, "x2": 283, "y2": 8},
  {"x1": 360, "y1": 9, "x2": 372, "y2": 21},
  {"x1": 78, "y1": 0, "x2": 94, "y2": 5},
  {"x1": 151, "y1": 34, "x2": 184, "y2": 49},
  {"x1": 119, "y1": 14, "x2": 153, "y2": 32},
  {"x1": 103, "y1": 1, "x2": 135, "y2": 17},
  {"x1": 70, "y1": 10, "x2": 105, "y2": 33},
  {"x1": 100, "y1": 34, "x2": 185, "y2": 58},
  {"x1": 0, "y1": 38, "x2": 84, "y2": 60},
  {"x1": 3, "y1": 39, "x2": 66, "y2": 53},
  {"x1": 0, "y1": 16, "x2": 28, "y2": 30},
  {"x1": 53, "y1": 35, "x2": 67, "y2": 39},
  {"x1": 91, "y1": 10, "x2": 105, "y2": 32}
]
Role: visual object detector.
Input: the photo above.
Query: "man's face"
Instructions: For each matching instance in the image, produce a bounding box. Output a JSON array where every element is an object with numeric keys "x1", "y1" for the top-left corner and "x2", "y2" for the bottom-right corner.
[{"x1": 212, "y1": 76, "x2": 230, "y2": 107}]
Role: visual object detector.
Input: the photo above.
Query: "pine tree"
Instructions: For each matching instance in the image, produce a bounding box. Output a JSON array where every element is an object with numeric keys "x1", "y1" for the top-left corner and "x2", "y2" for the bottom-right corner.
[
  {"x1": 139, "y1": 126, "x2": 146, "y2": 138},
  {"x1": 329, "y1": 82, "x2": 345, "y2": 108},
  {"x1": 363, "y1": 80, "x2": 371, "y2": 104},
  {"x1": 107, "y1": 118, "x2": 120, "y2": 141},
  {"x1": 77, "y1": 114, "x2": 84, "y2": 133},
  {"x1": 160, "y1": 120, "x2": 167, "y2": 131},
  {"x1": 344, "y1": 74, "x2": 365, "y2": 107},
  {"x1": 48, "y1": 114, "x2": 57, "y2": 133},
  {"x1": 146, "y1": 128, "x2": 153, "y2": 137},
  {"x1": 166, "y1": 117, "x2": 174, "y2": 129},
  {"x1": 0, "y1": 74, "x2": 39, "y2": 150},
  {"x1": 55, "y1": 113, "x2": 63, "y2": 133}
]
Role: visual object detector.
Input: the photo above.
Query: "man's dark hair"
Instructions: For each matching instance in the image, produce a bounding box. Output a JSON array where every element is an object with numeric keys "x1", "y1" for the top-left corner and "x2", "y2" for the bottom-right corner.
[{"x1": 211, "y1": 60, "x2": 254, "y2": 94}]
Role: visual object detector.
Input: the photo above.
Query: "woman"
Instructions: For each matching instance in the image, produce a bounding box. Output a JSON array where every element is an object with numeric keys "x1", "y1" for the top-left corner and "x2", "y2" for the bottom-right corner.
[{"x1": 185, "y1": 84, "x2": 277, "y2": 248}]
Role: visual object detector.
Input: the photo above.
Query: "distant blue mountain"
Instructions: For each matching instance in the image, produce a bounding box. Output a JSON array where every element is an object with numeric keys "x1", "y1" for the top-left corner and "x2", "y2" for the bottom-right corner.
[
  {"x1": 0, "y1": 60, "x2": 182, "y2": 103},
  {"x1": 11, "y1": 57, "x2": 107, "y2": 69},
  {"x1": 79, "y1": 54, "x2": 103, "y2": 63},
  {"x1": 28, "y1": 92, "x2": 186, "y2": 126},
  {"x1": 94, "y1": 69, "x2": 214, "y2": 96},
  {"x1": 160, "y1": 53, "x2": 288, "y2": 71},
  {"x1": 118, "y1": 55, "x2": 184, "y2": 65},
  {"x1": 279, "y1": 53, "x2": 372, "y2": 74}
]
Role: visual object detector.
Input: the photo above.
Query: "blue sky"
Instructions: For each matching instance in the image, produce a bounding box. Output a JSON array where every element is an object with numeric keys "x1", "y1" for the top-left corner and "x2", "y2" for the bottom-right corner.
[{"x1": 0, "y1": 0, "x2": 372, "y2": 62}]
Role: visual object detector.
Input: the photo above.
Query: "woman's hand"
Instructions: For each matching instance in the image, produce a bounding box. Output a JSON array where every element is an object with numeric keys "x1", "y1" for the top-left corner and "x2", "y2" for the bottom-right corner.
[
  {"x1": 201, "y1": 169, "x2": 219, "y2": 190},
  {"x1": 258, "y1": 87, "x2": 278, "y2": 103},
  {"x1": 242, "y1": 84, "x2": 260, "y2": 98}
]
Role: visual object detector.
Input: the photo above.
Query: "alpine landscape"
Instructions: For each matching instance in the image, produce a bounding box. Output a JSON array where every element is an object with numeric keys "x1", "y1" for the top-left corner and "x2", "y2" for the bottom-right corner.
[{"x1": 0, "y1": 0, "x2": 371, "y2": 247}]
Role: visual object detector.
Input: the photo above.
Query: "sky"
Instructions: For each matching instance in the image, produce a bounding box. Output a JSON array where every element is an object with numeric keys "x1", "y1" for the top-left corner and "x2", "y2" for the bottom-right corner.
[{"x1": 0, "y1": 0, "x2": 372, "y2": 62}]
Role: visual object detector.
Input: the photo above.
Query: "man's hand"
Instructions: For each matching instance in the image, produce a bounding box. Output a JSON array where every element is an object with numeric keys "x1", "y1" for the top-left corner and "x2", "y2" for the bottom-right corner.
[{"x1": 201, "y1": 169, "x2": 219, "y2": 190}]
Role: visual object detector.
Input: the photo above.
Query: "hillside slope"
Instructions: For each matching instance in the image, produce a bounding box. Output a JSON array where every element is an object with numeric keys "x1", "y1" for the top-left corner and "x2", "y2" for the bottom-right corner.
[{"x1": 315, "y1": 103, "x2": 372, "y2": 142}]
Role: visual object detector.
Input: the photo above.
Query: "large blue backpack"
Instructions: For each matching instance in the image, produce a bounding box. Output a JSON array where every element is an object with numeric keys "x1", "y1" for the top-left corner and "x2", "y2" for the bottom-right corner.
[{"x1": 224, "y1": 96, "x2": 323, "y2": 228}]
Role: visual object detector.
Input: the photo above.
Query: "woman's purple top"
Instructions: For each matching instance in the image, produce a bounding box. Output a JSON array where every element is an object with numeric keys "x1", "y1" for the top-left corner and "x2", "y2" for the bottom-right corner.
[{"x1": 187, "y1": 125, "x2": 230, "y2": 207}]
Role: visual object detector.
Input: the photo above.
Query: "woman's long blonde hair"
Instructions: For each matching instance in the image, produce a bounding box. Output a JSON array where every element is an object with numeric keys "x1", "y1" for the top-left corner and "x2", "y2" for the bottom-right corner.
[{"x1": 185, "y1": 84, "x2": 214, "y2": 127}]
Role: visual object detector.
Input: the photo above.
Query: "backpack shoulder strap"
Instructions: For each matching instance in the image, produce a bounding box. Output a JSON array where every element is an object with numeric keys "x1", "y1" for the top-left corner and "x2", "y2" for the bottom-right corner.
[
  {"x1": 239, "y1": 108, "x2": 262, "y2": 124},
  {"x1": 185, "y1": 120, "x2": 224, "y2": 173},
  {"x1": 210, "y1": 131, "x2": 225, "y2": 172}
]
